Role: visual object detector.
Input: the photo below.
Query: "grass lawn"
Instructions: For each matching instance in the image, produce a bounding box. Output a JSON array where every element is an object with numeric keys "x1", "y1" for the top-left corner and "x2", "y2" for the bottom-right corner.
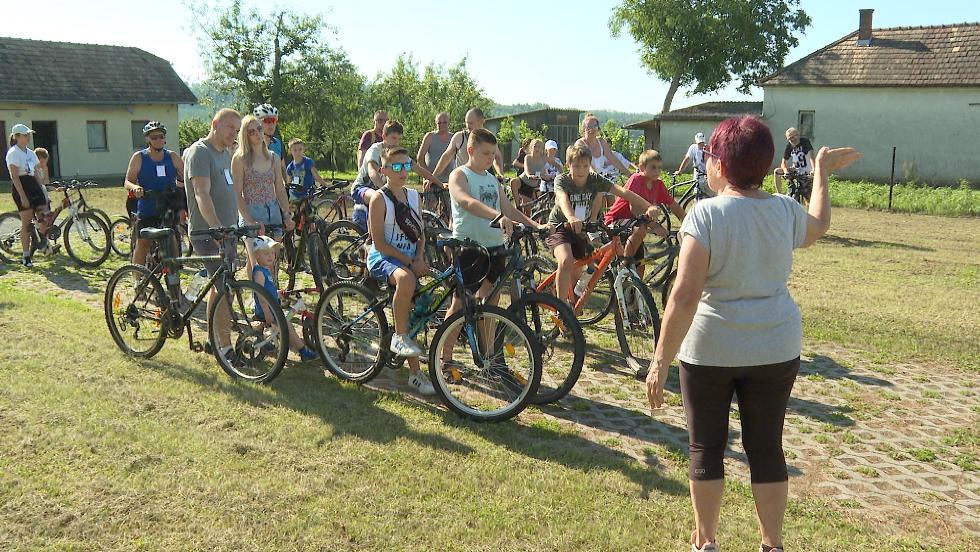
[
  {"x1": 0, "y1": 281, "x2": 973, "y2": 550},
  {"x1": 0, "y1": 177, "x2": 977, "y2": 549}
]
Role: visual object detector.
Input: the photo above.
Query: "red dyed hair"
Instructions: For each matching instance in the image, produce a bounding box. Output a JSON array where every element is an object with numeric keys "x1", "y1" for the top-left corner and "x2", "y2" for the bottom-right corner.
[{"x1": 708, "y1": 116, "x2": 774, "y2": 190}]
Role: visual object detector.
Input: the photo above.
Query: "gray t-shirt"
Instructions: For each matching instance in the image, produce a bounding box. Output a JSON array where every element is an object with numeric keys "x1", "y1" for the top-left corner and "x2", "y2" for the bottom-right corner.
[
  {"x1": 183, "y1": 138, "x2": 236, "y2": 233},
  {"x1": 677, "y1": 194, "x2": 808, "y2": 367},
  {"x1": 356, "y1": 141, "x2": 385, "y2": 187}
]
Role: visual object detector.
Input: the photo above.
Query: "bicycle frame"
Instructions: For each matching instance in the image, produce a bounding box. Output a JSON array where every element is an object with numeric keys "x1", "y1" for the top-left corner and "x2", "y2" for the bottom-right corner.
[{"x1": 535, "y1": 233, "x2": 622, "y2": 312}]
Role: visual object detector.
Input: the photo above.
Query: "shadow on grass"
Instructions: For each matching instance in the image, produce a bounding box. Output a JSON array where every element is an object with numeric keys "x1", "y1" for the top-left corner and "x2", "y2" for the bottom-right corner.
[
  {"x1": 819, "y1": 234, "x2": 934, "y2": 252},
  {"x1": 800, "y1": 354, "x2": 893, "y2": 388},
  {"x1": 139, "y1": 354, "x2": 687, "y2": 499}
]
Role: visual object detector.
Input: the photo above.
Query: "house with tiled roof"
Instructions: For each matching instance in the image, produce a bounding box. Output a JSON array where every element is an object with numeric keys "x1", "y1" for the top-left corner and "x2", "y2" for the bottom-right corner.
[
  {"x1": 0, "y1": 37, "x2": 196, "y2": 181},
  {"x1": 759, "y1": 10, "x2": 980, "y2": 183},
  {"x1": 624, "y1": 102, "x2": 763, "y2": 168}
]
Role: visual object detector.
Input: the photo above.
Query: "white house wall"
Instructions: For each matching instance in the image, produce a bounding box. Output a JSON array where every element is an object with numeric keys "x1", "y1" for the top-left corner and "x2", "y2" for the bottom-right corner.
[
  {"x1": 1, "y1": 103, "x2": 179, "y2": 180},
  {"x1": 658, "y1": 121, "x2": 723, "y2": 170},
  {"x1": 763, "y1": 86, "x2": 980, "y2": 184}
]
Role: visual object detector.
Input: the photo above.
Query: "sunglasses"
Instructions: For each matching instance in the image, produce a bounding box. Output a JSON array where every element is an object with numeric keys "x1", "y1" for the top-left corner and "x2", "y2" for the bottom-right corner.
[
  {"x1": 586, "y1": 123, "x2": 600, "y2": 129},
  {"x1": 703, "y1": 150, "x2": 720, "y2": 159},
  {"x1": 148, "y1": 134, "x2": 166, "y2": 141},
  {"x1": 247, "y1": 126, "x2": 263, "y2": 135},
  {"x1": 388, "y1": 161, "x2": 413, "y2": 172},
  {"x1": 262, "y1": 117, "x2": 278, "y2": 124}
]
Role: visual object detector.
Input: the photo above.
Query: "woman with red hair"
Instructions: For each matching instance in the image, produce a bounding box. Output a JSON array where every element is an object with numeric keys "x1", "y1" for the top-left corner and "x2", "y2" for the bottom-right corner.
[{"x1": 644, "y1": 116, "x2": 860, "y2": 552}]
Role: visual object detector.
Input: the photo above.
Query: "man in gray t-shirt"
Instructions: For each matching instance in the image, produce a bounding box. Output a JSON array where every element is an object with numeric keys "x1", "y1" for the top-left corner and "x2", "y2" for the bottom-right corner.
[
  {"x1": 183, "y1": 110, "x2": 241, "y2": 234},
  {"x1": 181, "y1": 108, "x2": 242, "y2": 357}
]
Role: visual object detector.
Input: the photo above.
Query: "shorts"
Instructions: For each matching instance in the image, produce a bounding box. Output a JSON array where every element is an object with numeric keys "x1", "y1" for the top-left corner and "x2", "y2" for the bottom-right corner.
[
  {"x1": 352, "y1": 207, "x2": 368, "y2": 233},
  {"x1": 457, "y1": 245, "x2": 507, "y2": 293},
  {"x1": 12, "y1": 175, "x2": 47, "y2": 211},
  {"x1": 608, "y1": 218, "x2": 644, "y2": 260},
  {"x1": 190, "y1": 236, "x2": 238, "y2": 276},
  {"x1": 516, "y1": 177, "x2": 538, "y2": 199},
  {"x1": 545, "y1": 227, "x2": 593, "y2": 260},
  {"x1": 126, "y1": 197, "x2": 139, "y2": 216},
  {"x1": 368, "y1": 255, "x2": 408, "y2": 283},
  {"x1": 239, "y1": 200, "x2": 284, "y2": 238}
]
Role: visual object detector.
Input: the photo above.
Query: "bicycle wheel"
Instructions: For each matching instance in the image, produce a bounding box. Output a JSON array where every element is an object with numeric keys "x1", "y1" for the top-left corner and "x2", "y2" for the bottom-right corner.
[
  {"x1": 0, "y1": 212, "x2": 24, "y2": 257},
  {"x1": 577, "y1": 272, "x2": 615, "y2": 326},
  {"x1": 208, "y1": 279, "x2": 289, "y2": 383},
  {"x1": 104, "y1": 263, "x2": 169, "y2": 358},
  {"x1": 613, "y1": 273, "x2": 662, "y2": 374},
  {"x1": 85, "y1": 208, "x2": 113, "y2": 228},
  {"x1": 314, "y1": 281, "x2": 388, "y2": 383},
  {"x1": 323, "y1": 220, "x2": 367, "y2": 283},
  {"x1": 109, "y1": 216, "x2": 133, "y2": 258},
  {"x1": 428, "y1": 305, "x2": 541, "y2": 422},
  {"x1": 63, "y1": 212, "x2": 111, "y2": 267},
  {"x1": 510, "y1": 292, "x2": 584, "y2": 404}
]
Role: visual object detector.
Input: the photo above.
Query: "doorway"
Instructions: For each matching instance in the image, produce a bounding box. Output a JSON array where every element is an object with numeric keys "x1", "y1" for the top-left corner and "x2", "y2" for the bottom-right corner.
[{"x1": 31, "y1": 121, "x2": 60, "y2": 178}]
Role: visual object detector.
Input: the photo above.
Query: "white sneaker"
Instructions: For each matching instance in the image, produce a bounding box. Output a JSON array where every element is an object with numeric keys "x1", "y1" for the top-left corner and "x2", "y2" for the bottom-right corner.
[
  {"x1": 692, "y1": 542, "x2": 718, "y2": 552},
  {"x1": 390, "y1": 334, "x2": 423, "y2": 358},
  {"x1": 408, "y1": 371, "x2": 435, "y2": 395}
]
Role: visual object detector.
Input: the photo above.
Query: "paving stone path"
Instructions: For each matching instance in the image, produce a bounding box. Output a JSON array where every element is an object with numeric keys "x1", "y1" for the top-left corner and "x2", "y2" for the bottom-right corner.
[{"x1": 367, "y1": 342, "x2": 980, "y2": 536}]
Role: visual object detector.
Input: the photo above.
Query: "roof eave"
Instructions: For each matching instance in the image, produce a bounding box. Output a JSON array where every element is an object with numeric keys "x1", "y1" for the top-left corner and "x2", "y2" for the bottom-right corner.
[{"x1": 0, "y1": 98, "x2": 198, "y2": 105}]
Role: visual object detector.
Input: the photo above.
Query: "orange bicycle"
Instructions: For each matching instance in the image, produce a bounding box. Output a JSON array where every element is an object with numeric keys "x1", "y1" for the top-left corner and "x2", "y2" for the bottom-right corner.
[{"x1": 535, "y1": 216, "x2": 661, "y2": 374}]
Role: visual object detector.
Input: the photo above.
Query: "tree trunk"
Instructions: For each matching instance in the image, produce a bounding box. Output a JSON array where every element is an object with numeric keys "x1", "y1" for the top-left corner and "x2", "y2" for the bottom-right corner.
[
  {"x1": 271, "y1": 13, "x2": 284, "y2": 107},
  {"x1": 662, "y1": 72, "x2": 682, "y2": 114}
]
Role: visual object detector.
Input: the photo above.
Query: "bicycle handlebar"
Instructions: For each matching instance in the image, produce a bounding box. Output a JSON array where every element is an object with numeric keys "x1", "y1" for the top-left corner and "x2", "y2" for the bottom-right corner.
[
  {"x1": 189, "y1": 224, "x2": 262, "y2": 240},
  {"x1": 49, "y1": 179, "x2": 99, "y2": 190}
]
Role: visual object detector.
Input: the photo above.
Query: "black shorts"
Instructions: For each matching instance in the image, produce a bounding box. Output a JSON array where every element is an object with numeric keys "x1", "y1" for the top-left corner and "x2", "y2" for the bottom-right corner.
[
  {"x1": 457, "y1": 245, "x2": 507, "y2": 293},
  {"x1": 12, "y1": 175, "x2": 47, "y2": 211},
  {"x1": 545, "y1": 227, "x2": 593, "y2": 260},
  {"x1": 516, "y1": 180, "x2": 537, "y2": 199},
  {"x1": 126, "y1": 197, "x2": 139, "y2": 216}
]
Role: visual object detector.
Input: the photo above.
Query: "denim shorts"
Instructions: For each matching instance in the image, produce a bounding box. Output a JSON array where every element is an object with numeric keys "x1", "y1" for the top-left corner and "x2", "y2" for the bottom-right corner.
[
  {"x1": 352, "y1": 207, "x2": 368, "y2": 233},
  {"x1": 240, "y1": 200, "x2": 284, "y2": 237},
  {"x1": 368, "y1": 255, "x2": 407, "y2": 283}
]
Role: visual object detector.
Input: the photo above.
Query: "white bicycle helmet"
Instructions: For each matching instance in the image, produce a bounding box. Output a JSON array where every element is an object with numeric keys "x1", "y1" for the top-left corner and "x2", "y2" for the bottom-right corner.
[
  {"x1": 143, "y1": 121, "x2": 167, "y2": 135},
  {"x1": 253, "y1": 103, "x2": 279, "y2": 118}
]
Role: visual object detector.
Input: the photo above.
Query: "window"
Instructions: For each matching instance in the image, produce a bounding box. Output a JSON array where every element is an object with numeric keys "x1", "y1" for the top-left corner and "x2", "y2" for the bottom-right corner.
[
  {"x1": 131, "y1": 120, "x2": 150, "y2": 150},
  {"x1": 798, "y1": 111, "x2": 815, "y2": 141},
  {"x1": 87, "y1": 121, "x2": 108, "y2": 151}
]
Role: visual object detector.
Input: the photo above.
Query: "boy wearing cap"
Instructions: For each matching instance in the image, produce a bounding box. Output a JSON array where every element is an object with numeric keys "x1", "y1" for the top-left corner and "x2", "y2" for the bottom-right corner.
[
  {"x1": 251, "y1": 235, "x2": 318, "y2": 362},
  {"x1": 542, "y1": 140, "x2": 563, "y2": 192},
  {"x1": 674, "y1": 132, "x2": 714, "y2": 197}
]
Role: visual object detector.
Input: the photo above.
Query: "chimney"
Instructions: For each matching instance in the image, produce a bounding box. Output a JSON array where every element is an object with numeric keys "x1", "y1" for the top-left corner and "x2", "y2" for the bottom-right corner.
[{"x1": 858, "y1": 9, "x2": 874, "y2": 46}]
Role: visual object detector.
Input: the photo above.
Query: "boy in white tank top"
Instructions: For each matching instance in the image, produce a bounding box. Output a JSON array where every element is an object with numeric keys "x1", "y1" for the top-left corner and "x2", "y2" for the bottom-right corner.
[{"x1": 366, "y1": 146, "x2": 435, "y2": 395}]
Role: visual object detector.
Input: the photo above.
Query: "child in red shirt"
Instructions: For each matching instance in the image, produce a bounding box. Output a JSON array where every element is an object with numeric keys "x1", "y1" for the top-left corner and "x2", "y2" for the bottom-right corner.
[{"x1": 604, "y1": 150, "x2": 687, "y2": 275}]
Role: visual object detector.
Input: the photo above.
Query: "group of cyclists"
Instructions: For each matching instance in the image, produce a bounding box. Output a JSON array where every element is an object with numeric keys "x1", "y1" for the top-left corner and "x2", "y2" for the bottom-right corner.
[{"x1": 6, "y1": 105, "x2": 815, "y2": 394}]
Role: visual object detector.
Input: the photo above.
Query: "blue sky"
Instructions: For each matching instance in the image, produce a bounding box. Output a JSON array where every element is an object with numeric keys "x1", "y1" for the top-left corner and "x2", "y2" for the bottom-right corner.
[{"x1": 10, "y1": 0, "x2": 980, "y2": 113}]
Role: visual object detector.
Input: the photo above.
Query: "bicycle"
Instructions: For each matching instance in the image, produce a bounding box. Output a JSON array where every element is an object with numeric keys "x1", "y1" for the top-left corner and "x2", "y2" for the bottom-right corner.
[
  {"x1": 133, "y1": 188, "x2": 192, "y2": 272},
  {"x1": 783, "y1": 171, "x2": 813, "y2": 205},
  {"x1": 535, "y1": 216, "x2": 661, "y2": 374},
  {"x1": 484, "y1": 219, "x2": 585, "y2": 404},
  {"x1": 638, "y1": 206, "x2": 681, "y2": 311},
  {"x1": 311, "y1": 179, "x2": 354, "y2": 223},
  {"x1": 667, "y1": 172, "x2": 712, "y2": 213},
  {"x1": 103, "y1": 224, "x2": 290, "y2": 383},
  {"x1": 420, "y1": 183, "x2": 452, "y2": 225},
  {"x1": 279, "y1": 180, "x2": 350, "y2": 292},
  {"x1": 312, "y1": 237, "x2": 542, "y2": 422},
  {"x1": 0, "y1": 179, "x2": 111, "y2": 266}
]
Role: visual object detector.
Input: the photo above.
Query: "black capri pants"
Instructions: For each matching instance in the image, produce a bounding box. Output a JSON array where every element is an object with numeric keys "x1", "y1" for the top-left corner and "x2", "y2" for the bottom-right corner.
[{"x1": 680, "y1": 357, "x2": 799, "y2": 484}]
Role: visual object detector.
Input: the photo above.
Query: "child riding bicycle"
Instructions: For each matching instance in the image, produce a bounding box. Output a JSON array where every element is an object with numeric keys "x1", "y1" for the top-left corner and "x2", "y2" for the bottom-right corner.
[
  {"x1": 546, "y1": 145, "x2": 660, "y2": 307},
  {"x1": 365, "y1": 146, "x2": 435, "y2": 395}
]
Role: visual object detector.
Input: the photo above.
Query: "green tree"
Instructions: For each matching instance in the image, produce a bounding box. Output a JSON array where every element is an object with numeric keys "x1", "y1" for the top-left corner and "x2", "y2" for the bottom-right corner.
[
  {"x1": 178, "y1": 118, "x2": 211, "y2": 152},
  {"x1": 517, "y1": 120, "x2": 548, "y2": 144},
  {"x1": 609, "y1": 0, "x2": 810, "y2": 113},
  {"x1": 496, "y1": 116, "x2": 516, "y2": 145},
  {"x1": 602, "y1": 120, "x2": 643, "y2": 165},
  {"x1": 366, "y1": 55, "x2": 492, "y2": 153},
  {"x1": 189, "y1": 0, "x2": 367, "y2": 169}
]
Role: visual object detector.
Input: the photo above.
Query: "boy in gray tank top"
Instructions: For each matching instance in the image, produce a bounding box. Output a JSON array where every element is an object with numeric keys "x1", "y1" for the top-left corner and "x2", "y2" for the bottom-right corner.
[{"x1": 439, "y1": 128, "x2": 550, "y2": 368}]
